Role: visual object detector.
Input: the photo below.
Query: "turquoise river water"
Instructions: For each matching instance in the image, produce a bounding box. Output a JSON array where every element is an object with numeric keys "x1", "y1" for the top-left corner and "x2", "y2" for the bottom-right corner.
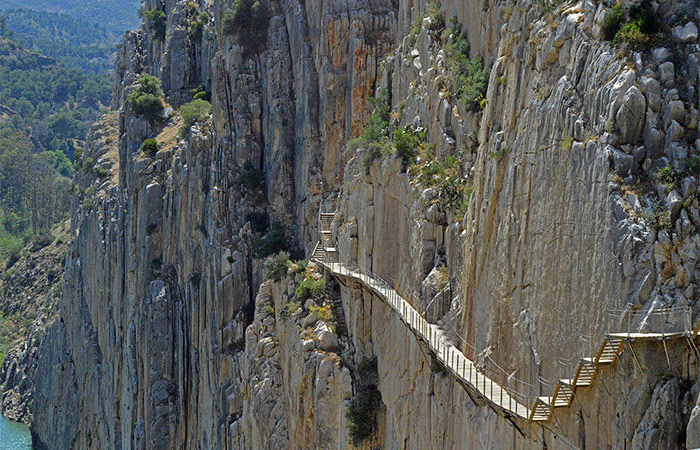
[{"x1": 0, "y1": 414, "x2": 31, "y2": 449}]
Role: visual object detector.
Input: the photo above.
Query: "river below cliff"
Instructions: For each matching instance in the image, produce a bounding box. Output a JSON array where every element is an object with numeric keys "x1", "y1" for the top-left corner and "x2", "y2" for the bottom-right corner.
[{"x1": 0, "y1": 414, "x2": 31, "y2": 449}]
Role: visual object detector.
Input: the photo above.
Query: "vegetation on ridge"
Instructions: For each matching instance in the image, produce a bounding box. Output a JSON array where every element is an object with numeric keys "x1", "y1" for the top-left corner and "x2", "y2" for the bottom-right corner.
[
  {"x1": 144, "y1": 7, "x2": 166, "y2": 42},
  {"x1": 222, "y1": 0, "x2": 270, "y2": 56},
  {"x1": 602, "y1": 1, "x2": 660, "y2": 50},
  {"x1": 129, "y1": 74, "x2": 165, "y2": 119},
  {"x1": 178, "y1": 98, "x2": 211, "y2": 140},
  {"x1": 443, "y1": 19, "x2": 490, "y2": 112}
]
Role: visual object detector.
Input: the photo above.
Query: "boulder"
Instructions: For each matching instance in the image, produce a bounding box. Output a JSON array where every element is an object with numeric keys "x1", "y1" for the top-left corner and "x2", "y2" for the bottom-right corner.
[{"x1": 616, "y1": 86, "x2": 646, "y2": 143}]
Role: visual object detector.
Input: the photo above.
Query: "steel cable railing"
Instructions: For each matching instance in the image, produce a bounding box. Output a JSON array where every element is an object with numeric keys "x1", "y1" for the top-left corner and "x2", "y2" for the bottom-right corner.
[
  {"x1": 606, "y1": 306, "x2": 692, "y2": 338},
  {"x1": 314, "y1": 213, "x2": 535, "y2": 418},
  {"x1": 313, "y1": 211, "x2": 698, "y2": 423}
]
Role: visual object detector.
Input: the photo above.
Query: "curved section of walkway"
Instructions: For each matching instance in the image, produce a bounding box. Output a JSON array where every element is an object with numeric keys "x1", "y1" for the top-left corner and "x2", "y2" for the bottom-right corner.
[{"x1": 313, "y1": 211, "x2": 695, "y2": 424}]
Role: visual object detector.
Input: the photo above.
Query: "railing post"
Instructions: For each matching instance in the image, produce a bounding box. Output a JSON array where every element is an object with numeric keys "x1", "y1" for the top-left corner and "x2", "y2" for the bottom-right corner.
[{"x1": 628, "y1": 312, "x2": 631, "y2": 339}]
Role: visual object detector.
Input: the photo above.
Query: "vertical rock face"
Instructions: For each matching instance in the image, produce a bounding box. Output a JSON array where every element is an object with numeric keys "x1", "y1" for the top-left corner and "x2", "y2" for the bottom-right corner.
[
  {"x1": 32, "y1": 0, "x2": 397, "y2": 449},
  {"x1": 26, "y1": 0, "x2": 700, "y2": 449}
]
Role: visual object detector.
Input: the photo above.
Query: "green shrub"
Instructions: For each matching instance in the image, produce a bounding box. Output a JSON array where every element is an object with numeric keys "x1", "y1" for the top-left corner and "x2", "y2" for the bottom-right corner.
[
  {"x1": 0, "y1": 234, "x2": 23, "y2": 268},
  {"x1": 31, "y1": 232, "x2": 54, "y2": 251},
  {"x1": 614, "y1": 22, "x2": 648, "y2": 49},
  {"x1": 179, "y1": 99, "x2": 211, "y2": 138},
  {"x1": 393, "y1": 127, "x2": 426, "y2": 168},
  {"x1": 238, "y1": 160, "x2": 265, "y2": 189},
  {"x1": 417, "y1": 155, "x2": 471, "y2": 215},
  {"x1": 266, "y1": 251, "x2": 290, "y2": 281},
  {"x1": 347, "y1": 357, "x2": 381, "y2": 445},
  {"x1": 362, "y1": 90, "x2": 391, "y2": 145},
  {"x1": 82, "y1": 156, "x2": 94, "y2": 174},
  {"x1": 145, "y1": 8, "x2": 167, "y2": 41},
  {"x1": 279, "y1": 301, "x2": 300, "y2": 320},
  {"x1": 193, "y1": 91, "x2": 210, "y2": 101},
  {"x1": 654, "y1": 165, "x2": 680, "y2": 190},
  {"x1": 606, "y1": 1, "x2": 657, "y2": 48},
  {"x1": 295, "y1": 276, "x2": 326, "y2": 300},
  {"x1": 290, "y1": 259, "x2": 307, "y2": 274},
  {"x1": 181, "y1": 99, "x2": 211, "y2": 126},
  {"x1": 253, "y1": 220, "x2": 289, "y2": 257},
  {"x1": 190, "y1": 85, "x2": 211, "y2": 101},
  {"x1": 141, "y1": 138, "x2": 159, "y2": 157},
  {"x1": 602, "y1": 5, "x2": 624, "y2": 40},
  {"x1": 222, "y1": 0, "x2": 269, "y2": 55},
  {"x1": 94, "y1": 166, "x2": 110, "y2": 179},
  {"x1": 426, "y1": 4, "x2": 445, "y2": 34},
  {"x1": 188, "y1": 12, "x2": 209, "y2": 43},
  {"x1": 348, "y1": 89, "x2": 391, "y2": 156},
  {"x1": 2, "y1": 212, "x2": 25, "y2": 235},
  {"x1": 628, "y1": 1, "x2": 657, "y2": 35},
  {"x1": 643, "y1": 201, "x2": 672, "y2": 231},
  {"x1": 246, "y1": 210, "x2": 270, "y2": 233},
  {"x1": 129, "y1": 75, "x2": 165, "y2": 119},
  {"x1": 444, "y1": 29, "x2": 490, "y2": 112}
]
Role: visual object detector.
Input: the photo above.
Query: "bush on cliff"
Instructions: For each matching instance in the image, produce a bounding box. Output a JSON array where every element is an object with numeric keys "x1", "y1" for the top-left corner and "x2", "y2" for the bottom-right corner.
[
  {"x1": 191, "y1": 85, "x2": 211, "y2": 102},
  {"x1": 393, "y1": 126, "x2": 426, "y2": 168},
  {"x1": 222, "y1": 0, "x2": 269, "y2": 55},
  {"x1": 253, "y1": 220, "x2": 289, "y2": 258},
  {"x1": 188, "y1": 12, "x2": 209, "y2": 43},
  {"x1": 141, "y1": 138, "x2": 159, "y2": 157},
  {"x1": 602, "y1": 4, "x2": 624, "y2": 40},
  {"x1": 145, "y1": 8, "x2": 166, "y2": 42},
  {"x1": 129, "y1": 75, "x2": 164, "y2": 119},
  {"x1": 238, "y1": 160, "x2": 265, "y2": 189},
  {"x1": 348, "y1": 89, "x2": 392, "y2": 172},
  {"x1": 295, "y1": 276, "x2": 326, "y2": 300},
  {"x1": 444, "y1": 28, "x2": 489, "y2": 112},
  {"x1": 347, "y1": 357, "x2": 382, "y2": 445},
  {"x1": 603, "y1": 1, "x2": 658, "y2": 49},
  {"x1": 265, "y1": 251, "x2": 290, "y2": 281},
  {"x1": 178, "y1": 99, "x2": 211, "y2": 139}
]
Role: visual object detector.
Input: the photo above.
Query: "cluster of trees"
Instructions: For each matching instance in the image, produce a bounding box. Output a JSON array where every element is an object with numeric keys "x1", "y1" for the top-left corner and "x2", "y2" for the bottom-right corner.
[
  {"x1": 0, "y1": 127, "x2": 71, "y2": 262},
  {"x1": 0, "y1": 0, "x2": 140, "y2": 34},
  {"x1": 0, "y1": 63, "x2": 111, "y2": 159},
  {"x1": 0, "y1": 14, "x2": 115, "y2": 263},
  {"x1": 0, "y1": 16, "x2": 12, "y2": 38},
  {"x1": 2, "y1": 9, "x2": 118, "y2": 73},
  {"x1": 129, "y1": 74, "x2": 164, "y2": 118}
]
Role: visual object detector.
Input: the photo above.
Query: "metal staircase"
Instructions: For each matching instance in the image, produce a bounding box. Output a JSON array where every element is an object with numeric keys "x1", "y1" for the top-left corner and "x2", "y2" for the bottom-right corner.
[{"x1": 312, "y1": 210, "x2": 696, "y2": 425}]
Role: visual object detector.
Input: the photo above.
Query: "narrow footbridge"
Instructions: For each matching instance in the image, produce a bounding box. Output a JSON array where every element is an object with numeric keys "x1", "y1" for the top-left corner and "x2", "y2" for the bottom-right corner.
[{"x1": 311, "y1": 211, "x2": 699, "y2": 424}]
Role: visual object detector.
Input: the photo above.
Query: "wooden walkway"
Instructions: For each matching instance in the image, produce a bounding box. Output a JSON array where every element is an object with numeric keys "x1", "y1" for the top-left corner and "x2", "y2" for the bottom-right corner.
[{"x1": 312, "y1": 212, "x2": 695, "y2": 424}]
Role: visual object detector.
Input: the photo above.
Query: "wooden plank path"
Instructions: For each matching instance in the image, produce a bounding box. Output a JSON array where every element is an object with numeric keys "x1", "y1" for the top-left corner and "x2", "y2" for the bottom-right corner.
[
  {"x1": 315, "y1": 257, "x2": 532, "y2": 420},
  {"x1": 313, "y1": 212, "x2": 695, "y2": 425}
]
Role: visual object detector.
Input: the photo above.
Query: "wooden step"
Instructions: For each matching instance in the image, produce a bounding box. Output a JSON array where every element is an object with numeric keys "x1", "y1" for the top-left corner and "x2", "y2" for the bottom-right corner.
[
  {"x1": 552, "y1": 382, "x2": 574, "y2": 407},
  {"x1": 573, "y1": 360, "x2": 596, "y2": 387},
  {"x1": 529, "y1": 398, "x2": 551, "y2": 422}
]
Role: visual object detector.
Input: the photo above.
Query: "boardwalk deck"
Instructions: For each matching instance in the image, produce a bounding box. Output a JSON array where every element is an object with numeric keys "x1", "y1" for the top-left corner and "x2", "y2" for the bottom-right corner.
[{"x1": 312, "y1": 211, "x2": 695, "y2": 425}]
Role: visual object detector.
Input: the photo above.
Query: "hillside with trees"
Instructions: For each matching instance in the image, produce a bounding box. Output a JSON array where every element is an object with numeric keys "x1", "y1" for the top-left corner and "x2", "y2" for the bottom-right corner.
[
  {"x1": 0, "y1": 24, "x2": 112, "y2": 265},
  {"x1": 0, "y1": 0, "x2": 140, "y2": 34},
  {"x1": 1, "y1": 9, "x2": 119, "y2": 73}
]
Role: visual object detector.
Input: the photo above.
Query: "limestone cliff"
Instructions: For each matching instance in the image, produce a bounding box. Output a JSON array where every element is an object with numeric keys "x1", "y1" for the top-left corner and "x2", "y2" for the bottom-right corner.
[{"x1": 24, "y1": 0, "x2": 700, "y2": 449}]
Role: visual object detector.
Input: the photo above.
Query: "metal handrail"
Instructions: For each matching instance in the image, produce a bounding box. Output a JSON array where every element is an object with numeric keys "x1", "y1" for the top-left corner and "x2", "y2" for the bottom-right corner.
[{"x1": 313, "y1": 210, "x2": 697, "y2": 423}]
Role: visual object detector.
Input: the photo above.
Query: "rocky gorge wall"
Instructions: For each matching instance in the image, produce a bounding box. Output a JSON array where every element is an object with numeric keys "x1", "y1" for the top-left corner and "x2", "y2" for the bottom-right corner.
[{"x1": 22, "y1": 0, "x2": 700, "y2": 449}]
